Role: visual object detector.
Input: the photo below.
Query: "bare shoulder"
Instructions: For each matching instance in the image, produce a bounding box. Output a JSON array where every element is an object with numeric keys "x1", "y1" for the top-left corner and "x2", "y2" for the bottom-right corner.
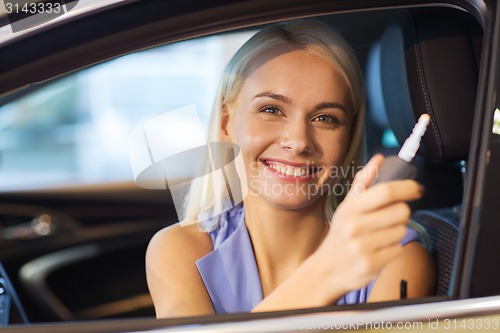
[
  {"x1": 146, "y1": 221, "x2": 214, "y2": 318},
  {"x1": 147, "y1": 221, "x2": 213, "y2": 260},
  {"x1": 368, "y1": 241, "x2": 436, "y2": 302}
]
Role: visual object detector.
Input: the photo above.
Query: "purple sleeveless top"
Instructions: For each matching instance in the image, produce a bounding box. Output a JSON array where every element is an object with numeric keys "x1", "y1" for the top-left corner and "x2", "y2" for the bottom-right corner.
[{"x1": 196, "y1": 204, "x2": 420, "y2": 314}]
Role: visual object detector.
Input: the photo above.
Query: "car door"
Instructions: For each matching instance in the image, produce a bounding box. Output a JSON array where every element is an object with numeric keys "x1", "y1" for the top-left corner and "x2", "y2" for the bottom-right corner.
[{"x1": 0, "y1": 0, "x2": 499, "y2": 332}]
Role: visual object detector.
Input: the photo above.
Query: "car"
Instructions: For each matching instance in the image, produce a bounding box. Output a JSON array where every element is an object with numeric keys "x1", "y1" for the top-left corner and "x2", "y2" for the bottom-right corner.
[{"x1": 0, "y1": 0, "x2": 500, "y2": 332}]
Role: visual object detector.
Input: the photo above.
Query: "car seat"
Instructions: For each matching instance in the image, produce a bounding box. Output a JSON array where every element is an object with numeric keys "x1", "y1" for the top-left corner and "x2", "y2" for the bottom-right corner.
[{"x1": 366, "y1": 7, "x2": 483, "y2": 296}]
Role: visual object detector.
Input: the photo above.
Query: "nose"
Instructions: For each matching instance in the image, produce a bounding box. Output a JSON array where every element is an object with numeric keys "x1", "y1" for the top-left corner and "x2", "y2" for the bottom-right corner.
[{"x1": 279, "y1": 118, "x2": 314, "y2": 155}]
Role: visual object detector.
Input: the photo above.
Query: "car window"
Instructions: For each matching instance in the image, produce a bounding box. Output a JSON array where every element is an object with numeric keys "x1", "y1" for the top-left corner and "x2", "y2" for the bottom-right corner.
[
  {"x1": 0, "y1": 3, "x2": 486, "y2": 329},
  {"x1": 0, "y1": 31, "x2": 255, "y2": 190}
]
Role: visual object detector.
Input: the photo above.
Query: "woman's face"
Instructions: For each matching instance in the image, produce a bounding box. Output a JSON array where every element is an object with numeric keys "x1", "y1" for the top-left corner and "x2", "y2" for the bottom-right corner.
[{"x1": 222, "y1": 49, "x2": 353, "y2": 210}]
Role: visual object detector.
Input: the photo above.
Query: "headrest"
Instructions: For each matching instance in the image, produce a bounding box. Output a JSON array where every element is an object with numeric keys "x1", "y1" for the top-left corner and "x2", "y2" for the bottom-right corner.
[{"x1": 371, "y1": 8, "x2": 482, "y2": 163}]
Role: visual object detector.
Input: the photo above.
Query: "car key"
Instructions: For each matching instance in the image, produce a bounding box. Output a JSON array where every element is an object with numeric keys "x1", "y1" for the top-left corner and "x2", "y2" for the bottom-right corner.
[
  {"x1": 371, "y1": 114, "x2": 430, "y2": 300},
  {"x1": 372, "y1": 114, "x2": 431, "y2": 185}
]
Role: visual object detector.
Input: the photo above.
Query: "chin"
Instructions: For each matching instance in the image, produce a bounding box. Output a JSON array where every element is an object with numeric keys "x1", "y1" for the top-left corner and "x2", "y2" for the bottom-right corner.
[{"x1": 258, "y1": 191, "x2": 325, "y2": 211}]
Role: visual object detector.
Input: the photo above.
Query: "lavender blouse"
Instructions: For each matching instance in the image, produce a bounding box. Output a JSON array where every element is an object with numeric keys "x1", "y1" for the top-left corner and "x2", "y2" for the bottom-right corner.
[{"x1": 196, "y1": 204, "x2": 419, "y2": 314}]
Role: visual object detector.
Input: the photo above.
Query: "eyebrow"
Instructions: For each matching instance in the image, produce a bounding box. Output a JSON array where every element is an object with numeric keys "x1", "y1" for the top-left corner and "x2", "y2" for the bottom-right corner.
[
  {"x1": 254, "y1": 92, "x2": 291, "y2": 104},
  {"x1": 253, "y1": 91, "x2": 348, "y2": 114},
  {"x1": 313, "y1": 102, "x2": 348, "y2": 114}
]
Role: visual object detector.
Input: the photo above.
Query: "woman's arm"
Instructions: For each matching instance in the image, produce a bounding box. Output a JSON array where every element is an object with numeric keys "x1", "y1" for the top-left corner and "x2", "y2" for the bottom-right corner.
[
  {"x1": 368, "y1": 241, "x2": 436, "y2": 302},
  {"x1": 146, "y1": 224, "x2": 215, "y2": 318}
]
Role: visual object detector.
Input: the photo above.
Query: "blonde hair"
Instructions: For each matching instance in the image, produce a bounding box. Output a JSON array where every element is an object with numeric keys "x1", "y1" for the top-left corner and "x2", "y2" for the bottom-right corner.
[{"x1": 184, "y1": 19, "x2": 366, "y2": 231}]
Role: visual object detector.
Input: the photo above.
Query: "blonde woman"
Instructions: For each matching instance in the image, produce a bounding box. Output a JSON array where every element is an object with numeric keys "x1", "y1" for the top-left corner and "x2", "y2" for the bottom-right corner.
[{"x1": 146, "y1": 19, "x2": 435, "y2": 318}]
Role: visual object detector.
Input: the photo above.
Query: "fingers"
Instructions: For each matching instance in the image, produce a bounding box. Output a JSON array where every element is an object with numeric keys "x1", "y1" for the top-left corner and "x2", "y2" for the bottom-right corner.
[
  {"x1": 347, "y1": 233, "x2": 404, "y2": 279},
  {"x1": 339, "y1": 202, "x2": 409, "y2": 250},
  {"x1": 359, "y1": 224, "x2": 408, "y2": 252},
  {"x1": 345, "y1": 179, "x2": 423, "y2": 214},
  {"x1": 340, "y1": 202, "x2": 411, "y2": 237},
  {"x1": 346, "y1": 154, "x2": 423, "y2": 213}
]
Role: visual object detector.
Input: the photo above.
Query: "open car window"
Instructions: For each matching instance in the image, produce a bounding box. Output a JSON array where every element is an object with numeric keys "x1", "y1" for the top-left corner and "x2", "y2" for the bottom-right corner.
[{"x1": 0, "y1": 1, "x2": 493, "y2": 331}]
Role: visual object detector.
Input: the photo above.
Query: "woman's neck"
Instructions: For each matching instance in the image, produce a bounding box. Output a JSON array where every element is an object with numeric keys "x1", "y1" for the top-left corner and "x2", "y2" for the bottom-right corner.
[{"x1": 243, "y1": 194, "x2": 329, "y2": 296}]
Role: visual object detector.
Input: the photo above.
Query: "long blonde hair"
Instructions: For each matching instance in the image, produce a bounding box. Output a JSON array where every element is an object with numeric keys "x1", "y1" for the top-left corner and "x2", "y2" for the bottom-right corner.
[{"x1": 184, "y1": 19, "x2": 366, "y2": 231}]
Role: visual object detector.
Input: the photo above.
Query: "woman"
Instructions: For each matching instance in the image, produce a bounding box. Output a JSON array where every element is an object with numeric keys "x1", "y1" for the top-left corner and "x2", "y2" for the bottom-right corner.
[{"x1": 146, "y1": 19, "x2": 435, "y2": 318}]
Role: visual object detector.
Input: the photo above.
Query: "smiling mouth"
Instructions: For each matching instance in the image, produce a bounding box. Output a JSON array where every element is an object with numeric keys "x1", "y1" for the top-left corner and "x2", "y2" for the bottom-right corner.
[{"x1": 262, "y1": 160, "x2": 321, "y2": 177}]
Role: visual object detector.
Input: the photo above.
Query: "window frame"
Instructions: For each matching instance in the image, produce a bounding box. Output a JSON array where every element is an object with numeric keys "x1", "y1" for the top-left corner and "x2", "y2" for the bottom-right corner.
[{"x1": 0, "y1": 0, "x2": 498, "y2": 331}]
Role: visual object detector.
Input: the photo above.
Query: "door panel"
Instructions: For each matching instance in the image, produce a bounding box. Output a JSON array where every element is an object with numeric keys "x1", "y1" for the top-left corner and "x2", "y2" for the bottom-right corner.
[{"x1": 0, "y1": 185, "x2": 176, "y2": 322}]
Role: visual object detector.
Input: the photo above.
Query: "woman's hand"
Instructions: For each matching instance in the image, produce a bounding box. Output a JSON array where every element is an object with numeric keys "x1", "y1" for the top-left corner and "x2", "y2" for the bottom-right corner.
[
  {"x1": 254, "y1": 154, "x2": 429, "y2": 312},
  {"x1": 313, "y1": 154, "x2": 424, "y2": 301}
]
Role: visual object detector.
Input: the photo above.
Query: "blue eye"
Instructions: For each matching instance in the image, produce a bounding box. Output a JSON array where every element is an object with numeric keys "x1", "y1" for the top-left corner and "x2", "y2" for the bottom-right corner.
[
  {"x1": 260, "y1": 106, "x2": 281, "y2": 115},
  {"x1": 314, "y1": 114, "x2": 339, "y2": 124}
]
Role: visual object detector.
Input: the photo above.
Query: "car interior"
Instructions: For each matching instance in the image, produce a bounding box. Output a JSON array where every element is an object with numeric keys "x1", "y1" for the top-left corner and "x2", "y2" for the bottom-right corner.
[
  {"x1": 364, "y1": 7, "x2": 482, "y2": 297},
  {"x1": 0, "y1": 2, "x2": 484, "y2": 328}
]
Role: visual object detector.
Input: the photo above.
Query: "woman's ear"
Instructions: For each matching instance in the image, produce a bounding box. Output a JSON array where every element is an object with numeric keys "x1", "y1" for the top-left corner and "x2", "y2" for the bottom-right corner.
[{"x1": 220, "y1": 104, "x2": 233, "y2": 142}]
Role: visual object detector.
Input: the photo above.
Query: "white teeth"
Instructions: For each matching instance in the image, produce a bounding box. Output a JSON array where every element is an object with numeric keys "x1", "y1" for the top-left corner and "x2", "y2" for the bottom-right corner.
[{"x1": 268, "y1": 163, "x2": 311, "y2": 176}]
